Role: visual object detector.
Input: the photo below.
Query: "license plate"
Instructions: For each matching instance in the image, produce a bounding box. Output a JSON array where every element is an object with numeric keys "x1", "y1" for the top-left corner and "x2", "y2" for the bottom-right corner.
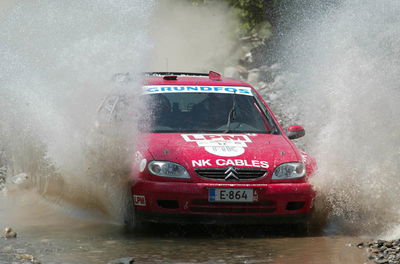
[{"x1": 209, "y1": 188, "x2": 253, "y2": 202}]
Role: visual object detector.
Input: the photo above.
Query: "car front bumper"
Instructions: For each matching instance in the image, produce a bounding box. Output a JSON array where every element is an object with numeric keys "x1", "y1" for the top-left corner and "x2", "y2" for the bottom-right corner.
[{"x1": 131, "y1": 180, "x2": 315, "y2": 225}]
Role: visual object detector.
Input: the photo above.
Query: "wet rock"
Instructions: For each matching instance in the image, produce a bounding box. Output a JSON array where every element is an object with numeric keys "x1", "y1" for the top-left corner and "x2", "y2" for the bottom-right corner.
[
  {"x1": 107, "y1": 257, "x2": 135, "y2": 264},
  {"x1": 235, "y1": 65, "x2": 249, "y2": 79},
  {"x1": 8, "y1": 173, "x2": 28, "y2": 184},
  {"x1": 378, "y1": 240, "x2": 385, "y2": 247},
  {"x1": 247, "y1": 68, "x2": 261, "y2": 86},
  {"x1": 386, "y1": 241, "x2": 394, "y2": 248},
  {"x1": 357, "y1": 242, "x2": 364, "y2": 248},
  {"x1": 375, "y1": 260, "x2": 388, "y2": 264},
  {"x1": 357, "y1": 239, "x2": 400, "y2": 264},
  {"x1": 224, "y1": 66, "x2": 240, "y2": 79},
  {"x1": 17, "y1": 254, "x2": 41, "y2": 264},
  {"x1": 3, "y1": 227, "x2": 17, "y2": 239}
]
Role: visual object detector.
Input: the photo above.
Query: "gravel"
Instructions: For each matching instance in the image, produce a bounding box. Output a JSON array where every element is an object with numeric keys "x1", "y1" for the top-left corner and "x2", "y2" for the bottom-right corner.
[
  {"x1": 0, "y1": 227, "x2": 42, "y2": 264},
  {"x1": 356, "y1": 239, "x2": 400, "y2": 264}
]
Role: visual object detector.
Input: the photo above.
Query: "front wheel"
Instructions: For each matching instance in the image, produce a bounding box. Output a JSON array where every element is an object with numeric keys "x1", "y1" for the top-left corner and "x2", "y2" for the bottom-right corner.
[
  {"x1": 124, "y1": 208, "x2": 146, "y2": 231},
  {"x1": 290, "y1": 220, "x2": 311, "y2": 236}
]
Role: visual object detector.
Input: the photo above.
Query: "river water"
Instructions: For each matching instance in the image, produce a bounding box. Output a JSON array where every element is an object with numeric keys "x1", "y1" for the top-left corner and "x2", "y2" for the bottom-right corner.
[{"x1": 0, "y1": 191, "x2": 366, "y2": 264}]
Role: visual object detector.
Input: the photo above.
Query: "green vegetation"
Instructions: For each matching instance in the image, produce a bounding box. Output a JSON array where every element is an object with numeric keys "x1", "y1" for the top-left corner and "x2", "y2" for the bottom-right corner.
[
  {"x1": 191, "y1": 0, "x2": 276, "y2": 38},
  {"x1": 226, "y1": 0, "x2": 274, "y2": 37}
]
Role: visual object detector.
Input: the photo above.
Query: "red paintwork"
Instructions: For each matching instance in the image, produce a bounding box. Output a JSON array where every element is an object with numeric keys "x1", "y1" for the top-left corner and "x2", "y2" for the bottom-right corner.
[
  {"x1": 287, "y1": 125, "x2": 305, "y2": 132},
  {"x1": 208, "y1": 71, "x2": 222, "y2": 80},
  {"x1": 130, "y1": 74, "x2": 316, "y2": 224},
  {"x1": 143, "y1": 76, "x2": 248, "y2": 87}
]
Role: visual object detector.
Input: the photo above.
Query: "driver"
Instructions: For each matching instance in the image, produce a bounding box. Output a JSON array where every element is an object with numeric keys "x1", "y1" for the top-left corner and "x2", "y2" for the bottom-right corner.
[{"x1": 191, "y1": 93, "x2": 234, "y2": 129}]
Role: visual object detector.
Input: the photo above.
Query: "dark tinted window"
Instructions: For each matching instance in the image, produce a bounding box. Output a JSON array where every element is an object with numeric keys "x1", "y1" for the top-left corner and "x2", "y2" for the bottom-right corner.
[{"x1": 141, "y1": 93, "x2": 278, "y2": 133}]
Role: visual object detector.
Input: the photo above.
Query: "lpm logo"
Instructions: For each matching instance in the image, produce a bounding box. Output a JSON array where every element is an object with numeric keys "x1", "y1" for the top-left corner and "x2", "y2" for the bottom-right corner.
[{"x1": 181, "y1": 134, "x2": 253, "y2": 157}]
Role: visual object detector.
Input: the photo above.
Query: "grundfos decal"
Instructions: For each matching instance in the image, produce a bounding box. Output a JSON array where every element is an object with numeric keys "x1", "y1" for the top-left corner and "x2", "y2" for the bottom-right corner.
[
  {"x1": 192, "y1": 159, "x2": 269, "y2": 169},
  {"x1": 143, "y1": 85, "x2": 253, "y2": 96},
  {"x1": 181, "y1": 134, "x2": 253, "y2": 157}
]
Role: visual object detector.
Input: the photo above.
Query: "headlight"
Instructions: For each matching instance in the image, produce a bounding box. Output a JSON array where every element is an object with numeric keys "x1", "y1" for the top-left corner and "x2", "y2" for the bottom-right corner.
[
  {"x1": 272, "y1": 162, "x2": 306, "y2": 180},
  {"x1": 148, "y1": 161, "x2": 190, "y2": 179}
]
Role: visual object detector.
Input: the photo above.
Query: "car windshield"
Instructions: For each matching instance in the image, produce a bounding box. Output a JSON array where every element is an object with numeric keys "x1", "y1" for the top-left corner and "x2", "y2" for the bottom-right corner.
[{"x1": 138, "y1": 92, "x2": 278, "y2": 134}]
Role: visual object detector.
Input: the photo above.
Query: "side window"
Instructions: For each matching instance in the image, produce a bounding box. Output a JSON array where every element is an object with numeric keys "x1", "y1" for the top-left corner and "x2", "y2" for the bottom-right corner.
[
  {"x1": 253, "y1": 95, "x2": 280, "y2": 134},
  {"x1": 113, "y1": 96, "x2": 131, "y2": 122},
  {"x1": 97, "y1": 95, "x2": 119, "y2": 122}
]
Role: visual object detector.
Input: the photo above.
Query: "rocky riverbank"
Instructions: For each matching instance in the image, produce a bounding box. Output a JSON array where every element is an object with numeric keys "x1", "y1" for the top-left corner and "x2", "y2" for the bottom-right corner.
[
  {"x1": 0, "y1": 230, "x2": 41, "y2": 264},
  {"x1": 356, "y1": 240, "x2": 400, "y2": 264},
  {"x1": 222, "y1": 33, "x2": 300, "y2": 130}
]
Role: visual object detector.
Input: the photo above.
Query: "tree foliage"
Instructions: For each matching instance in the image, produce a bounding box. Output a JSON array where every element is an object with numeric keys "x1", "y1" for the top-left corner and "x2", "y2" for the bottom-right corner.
[
  {"x1": 226, "y1": 0, "x2": 270, "y2": 35},
  {"x1": 191, "y1": 0, "x2": 277, "y2": 37}
]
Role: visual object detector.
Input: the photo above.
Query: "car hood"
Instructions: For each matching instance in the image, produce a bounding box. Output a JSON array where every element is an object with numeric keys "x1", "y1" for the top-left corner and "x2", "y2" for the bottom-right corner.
[{"x1": 138, "y1": 133, "x2": 300, "y2": 171}]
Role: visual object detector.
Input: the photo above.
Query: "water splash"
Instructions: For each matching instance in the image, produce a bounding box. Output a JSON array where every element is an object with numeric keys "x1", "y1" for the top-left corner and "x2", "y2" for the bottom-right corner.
[
  {"x1": 0, "y1": 0, "x2": 155, "y2": 224},
  {"x1": 280, "y1": 0, "x2": 400, "y2": 236},
  {"x1": 147, "y1": 0, "x2": 239, "y2": 72},
  {"x1": 0, "y1": 0, "x2": 241, "y2": 227}
]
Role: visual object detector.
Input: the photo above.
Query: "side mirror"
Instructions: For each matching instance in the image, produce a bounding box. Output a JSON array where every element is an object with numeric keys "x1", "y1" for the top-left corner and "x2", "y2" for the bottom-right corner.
[{"x1": 286, "y1": 125, "x2": 305, "y2": 140}]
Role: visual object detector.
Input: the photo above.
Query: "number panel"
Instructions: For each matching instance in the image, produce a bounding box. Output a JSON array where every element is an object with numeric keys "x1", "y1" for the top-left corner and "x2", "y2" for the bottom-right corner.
[{"x1": 209, "y1": 188, "x2": 253, "y2": 202}]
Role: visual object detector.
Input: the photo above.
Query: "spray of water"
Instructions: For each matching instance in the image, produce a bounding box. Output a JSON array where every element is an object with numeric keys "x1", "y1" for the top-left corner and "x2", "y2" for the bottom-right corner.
[
  {"x1": 0, "y1": 0, "x2": 155, "y2": 224},
  {"x1": 147, "y1": 0, "x2": 239, "y2": 72},
  {"x1": 0, "y1": 0, "x2": 242, "y2": 227},
  {"x1": 279, "y1": 0, "x2": 400, "y2": 237}
]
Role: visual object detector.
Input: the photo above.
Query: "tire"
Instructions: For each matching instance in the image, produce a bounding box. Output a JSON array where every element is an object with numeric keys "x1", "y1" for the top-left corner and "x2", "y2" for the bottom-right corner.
[
  {"x1": 291, "y1": 220, "x2": 311, "y2": 236},
  {"x1": 124, "y1": 208, "x2": 149, "y2": 232}
]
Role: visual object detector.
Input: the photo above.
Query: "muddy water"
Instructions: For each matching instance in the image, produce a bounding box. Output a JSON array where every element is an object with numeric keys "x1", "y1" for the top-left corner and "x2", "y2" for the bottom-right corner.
[{"x1": 0, "y1": 192, "x2": 366, "y2": 264}]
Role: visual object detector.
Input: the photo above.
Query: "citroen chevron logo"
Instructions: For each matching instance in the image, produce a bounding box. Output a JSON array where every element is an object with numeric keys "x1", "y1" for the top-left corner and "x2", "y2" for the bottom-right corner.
[{"x1": 224, "y1": 166, "x2": 240, "y2": 181}]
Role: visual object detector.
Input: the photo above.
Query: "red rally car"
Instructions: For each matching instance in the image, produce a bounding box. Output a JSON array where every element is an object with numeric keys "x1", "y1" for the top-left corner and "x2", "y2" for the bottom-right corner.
[{"x1": 99, "y1": 71, "x2": 316, "y2": 227}]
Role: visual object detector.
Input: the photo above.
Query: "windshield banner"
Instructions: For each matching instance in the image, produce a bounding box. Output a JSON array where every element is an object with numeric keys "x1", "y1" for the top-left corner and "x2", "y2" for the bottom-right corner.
[{"x1": 143, "y1": 85, "x2": 253, "y2": 96}]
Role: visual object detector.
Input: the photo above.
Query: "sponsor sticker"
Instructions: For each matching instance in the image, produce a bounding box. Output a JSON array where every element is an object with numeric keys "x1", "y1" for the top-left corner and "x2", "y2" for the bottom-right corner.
[
  {"x1": 133, "y1": 195, "x2": 146, "y2": 206},
  {"x1": 143, "y1": 85, "x2": 253, "y2": 96},
  {"x1": 192, "y1": 159, "x2": 269, "y2": 169},
  {"x1": 182, "y1": 134, "x2": 253, "y2": 157}
]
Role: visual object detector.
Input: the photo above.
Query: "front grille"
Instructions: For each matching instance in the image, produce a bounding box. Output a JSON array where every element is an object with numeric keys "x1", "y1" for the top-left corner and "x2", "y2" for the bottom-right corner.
[
  {"x1": 189, "y1": 199, "x2": 276, "y2": 214},
  {"x1": 195, "y1": 167, "x2": 267, "y2": 181},
  {"x1": 190, "y1": 207, "x2": 275, "y2": 214},
  {"x1": 191, "y1": 199, "x2": 274, "y2": 206}
]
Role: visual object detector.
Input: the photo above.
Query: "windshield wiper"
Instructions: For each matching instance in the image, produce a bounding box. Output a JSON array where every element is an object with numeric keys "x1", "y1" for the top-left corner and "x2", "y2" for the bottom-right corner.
[{"x1": 224, "y1": 92, "x2": 237, "y2": 133}]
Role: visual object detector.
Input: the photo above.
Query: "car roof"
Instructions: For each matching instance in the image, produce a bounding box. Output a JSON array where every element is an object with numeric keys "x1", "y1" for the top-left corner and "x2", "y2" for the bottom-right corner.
[{"x1": 143, "y1": 72, "x2": 252, "y2": 87}]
